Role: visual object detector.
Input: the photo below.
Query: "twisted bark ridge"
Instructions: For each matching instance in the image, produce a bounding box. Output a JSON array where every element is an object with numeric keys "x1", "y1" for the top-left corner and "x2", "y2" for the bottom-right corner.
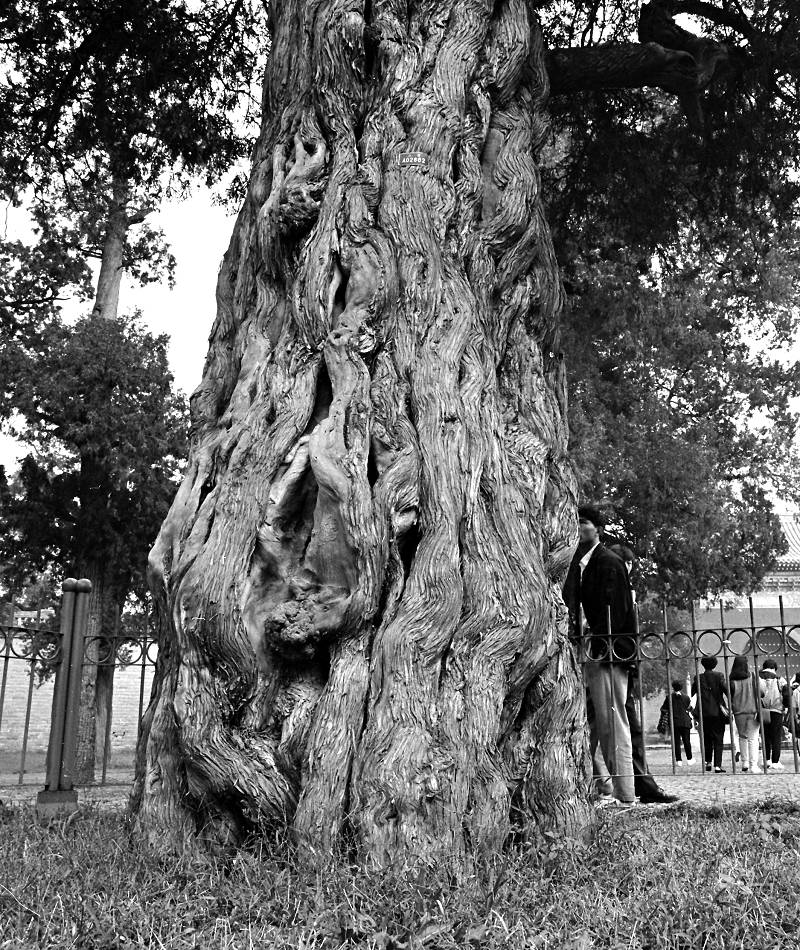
[{"x1": 131, "y1": 0, "x2": 591, "y2": 861}]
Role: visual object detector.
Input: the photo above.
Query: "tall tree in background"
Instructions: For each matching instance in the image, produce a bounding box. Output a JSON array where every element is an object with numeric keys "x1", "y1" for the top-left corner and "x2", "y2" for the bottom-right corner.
[
  {"x1": 127, "y1": 0, "x2": 800, "y2": 861},
  {"x1": 561, "y1": 241, "x2": 797, "y2": 601},
  {"x1": 1, "y1": 0, "x2": 264, "y2": 322},
  {"x1": 0, "y1": 0, "x2": 266, "y2": 779},
  {"x1": 0, "y1": 316, "x2": 187, "y2": 779}
]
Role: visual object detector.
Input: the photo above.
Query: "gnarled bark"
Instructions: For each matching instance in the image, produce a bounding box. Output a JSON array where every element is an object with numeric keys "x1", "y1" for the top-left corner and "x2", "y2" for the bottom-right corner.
[{"x1": 131, "y1": 0, "x2": 591, "y2": 862}]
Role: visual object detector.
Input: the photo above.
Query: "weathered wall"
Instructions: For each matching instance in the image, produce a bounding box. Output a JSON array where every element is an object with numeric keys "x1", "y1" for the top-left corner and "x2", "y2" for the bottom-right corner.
[{"x1": 0, "y1": 659, "x2": 154, "y2": 778}]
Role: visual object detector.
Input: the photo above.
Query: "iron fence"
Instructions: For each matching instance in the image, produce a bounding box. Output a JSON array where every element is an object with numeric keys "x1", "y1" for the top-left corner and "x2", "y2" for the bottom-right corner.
[
  {"x1": 4, "y1": 581, "x2": 799, "y2": 811},
  {"x1": 0, "y1": 622, "x2": 63, "y2": 786},
  {"x1": 0, "y1": 597, "x2": 157, "y2": 790},
  {"x1": 576, "y1": 597, "x2": 800, "y2": 787}
]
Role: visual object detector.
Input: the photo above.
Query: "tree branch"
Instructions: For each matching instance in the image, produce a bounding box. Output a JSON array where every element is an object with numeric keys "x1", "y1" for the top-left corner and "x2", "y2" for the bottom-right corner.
[
  {"x1": 125, "y1": 206, "x2": 156, "y2": 226},
  {"x1": 638, "y1": 0, "x2": 751, "y2": 129},
  {"x1": 638, "y1": 0, "x2": 745, "y2": 81},
  {"x1": 547, "y1": 1, "x2": 752, "y2": 134},
  {"x1": 548, "y1": 42, "x2": 701, "y2": 97}
]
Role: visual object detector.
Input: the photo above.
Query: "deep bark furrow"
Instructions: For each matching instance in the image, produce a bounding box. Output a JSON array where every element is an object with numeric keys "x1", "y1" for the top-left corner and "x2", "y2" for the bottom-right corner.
[{"x1": 133, "y1": 0, "x2": 591, "y2": 859}]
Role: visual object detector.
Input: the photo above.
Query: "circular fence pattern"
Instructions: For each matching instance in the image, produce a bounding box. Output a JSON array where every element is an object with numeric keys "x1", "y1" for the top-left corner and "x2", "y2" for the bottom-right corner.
[
  {"x1": 1, "y1": 627, "x2": 64, "y2": 663},
  {"x1": 639, "y1": 634, "x2": 665, "y2": 660},
  {"x1": 725, "y1": 628, "x2": 752, "y2": 656},
  {"x1": 697, "y1": 630, "x2": 723, "y2": 657},
  {"x1": 1, "y1": 629, "x2": 158, "y2": 667},
  {"x1": 667, "y1": 632, "x2": 693, "y2": 659},
  {"x1": 755, "y1": 627, "x2": 781, "y2": 655}
]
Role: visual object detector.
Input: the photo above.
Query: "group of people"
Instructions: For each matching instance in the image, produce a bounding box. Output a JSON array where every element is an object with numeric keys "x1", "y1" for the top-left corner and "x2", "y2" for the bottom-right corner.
[
  {"x1": 564, "y1": 502, "x2": 800, "y2": 808},
  {"x1": 664, "y1": 659, "x2": 800, "y2": 773}
]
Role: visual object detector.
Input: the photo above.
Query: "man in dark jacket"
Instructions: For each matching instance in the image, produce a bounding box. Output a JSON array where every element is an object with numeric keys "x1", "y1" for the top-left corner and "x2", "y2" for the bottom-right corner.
[
  {"x1": 565, "y1": 506, "x2": 637, "y2": 804},
  {"x1": 565, "y1": 508, "x2": 678, "y2": 805}
]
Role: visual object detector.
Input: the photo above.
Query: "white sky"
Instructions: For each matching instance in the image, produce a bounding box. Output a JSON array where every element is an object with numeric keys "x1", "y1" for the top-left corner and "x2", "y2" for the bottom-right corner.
[{"x1": 122, "y1": 190, "x2": 236, "y2": 394}]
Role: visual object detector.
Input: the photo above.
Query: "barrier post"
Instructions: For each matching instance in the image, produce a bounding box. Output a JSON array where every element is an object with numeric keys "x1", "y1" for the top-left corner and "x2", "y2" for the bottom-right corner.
[{"x1": 36, "y1": 578, "x2": 92, "y2": 819}]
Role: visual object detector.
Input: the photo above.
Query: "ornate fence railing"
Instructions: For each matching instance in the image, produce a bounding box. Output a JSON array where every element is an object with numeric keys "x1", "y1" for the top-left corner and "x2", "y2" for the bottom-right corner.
[
  {"x1": 0, "y1": 622, "x2": 63, "y2": 786},
  {"x1": 3, "y1": 582, "x2": 798, "y2": 816},
  {"x1": 0, "y1": 582, "x2": 157, "y2": 801},
  {"x1": 575, "y1": 598, "x2": 800, "y2": 784}
]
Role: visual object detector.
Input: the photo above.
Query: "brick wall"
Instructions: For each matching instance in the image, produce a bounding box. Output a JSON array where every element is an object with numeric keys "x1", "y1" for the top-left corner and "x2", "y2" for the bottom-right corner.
[{"x1": 0, "y1": 658, "x2": 155, "y2": 755}]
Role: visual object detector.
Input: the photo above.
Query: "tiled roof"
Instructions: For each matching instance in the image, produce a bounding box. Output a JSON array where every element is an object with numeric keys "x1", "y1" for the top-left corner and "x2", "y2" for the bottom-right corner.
[{"x1": 778, "y1": 514, "x2": 800, "y2": 571}]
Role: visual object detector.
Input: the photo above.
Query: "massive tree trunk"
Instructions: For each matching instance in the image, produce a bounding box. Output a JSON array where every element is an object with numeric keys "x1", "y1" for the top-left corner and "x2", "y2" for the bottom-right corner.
[{"x1": 131, "y1": 0, "x2": 591, "y2": 861}]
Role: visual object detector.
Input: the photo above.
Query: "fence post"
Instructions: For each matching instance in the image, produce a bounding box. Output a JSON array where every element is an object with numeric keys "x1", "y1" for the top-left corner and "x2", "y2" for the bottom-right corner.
[{"x1": 36, "y1": 578, "x2": 92, "y2": 819}]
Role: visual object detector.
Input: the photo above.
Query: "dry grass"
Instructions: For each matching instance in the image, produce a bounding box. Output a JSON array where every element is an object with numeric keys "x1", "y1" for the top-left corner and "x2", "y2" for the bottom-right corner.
[{"x1": 1, "y1": 801, "x2": 799, "y2": 949}]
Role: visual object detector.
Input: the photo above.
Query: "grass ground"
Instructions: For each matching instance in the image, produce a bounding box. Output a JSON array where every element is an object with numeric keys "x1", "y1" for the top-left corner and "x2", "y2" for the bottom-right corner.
[{"x1": 1, "y1": 801, "x2": 799, "y2": 949}]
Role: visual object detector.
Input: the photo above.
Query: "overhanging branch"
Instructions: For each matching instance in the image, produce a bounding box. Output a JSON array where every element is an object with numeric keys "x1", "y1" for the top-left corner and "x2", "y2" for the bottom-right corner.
[
  {"x1": 548, "y1": 42, "x2": 700, "y2": 97},
  {"x1": 671, "y1": 1, "x2": 760, "y2": 42},
  {"x1": 547, "y1": 1, "x2": 752, "y2": 132}
]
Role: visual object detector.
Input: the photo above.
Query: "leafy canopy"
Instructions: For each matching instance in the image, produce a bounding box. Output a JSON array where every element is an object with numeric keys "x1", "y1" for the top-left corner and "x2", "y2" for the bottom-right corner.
[
  {"x1": 0, "y1": 0, "x2": 267, "y2": 342},
  {"x1": 0, "y1": 315, "x2": 188, "y2": 597},
  {"x1": 542, "y1": 0, "x2": 800, "y2": 600}
]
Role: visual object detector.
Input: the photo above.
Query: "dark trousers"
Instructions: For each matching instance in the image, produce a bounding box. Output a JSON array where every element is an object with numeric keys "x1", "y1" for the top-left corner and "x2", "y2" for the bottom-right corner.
[
  {"x1": 673, "y1": 726, "x2": 692, "y2": 761},
  {"x1": 701, "y1": 716, "x2": 725, "y2": 768},
  {"x1": 763, "y1": 711, "x2": 784, "y2": 764}
]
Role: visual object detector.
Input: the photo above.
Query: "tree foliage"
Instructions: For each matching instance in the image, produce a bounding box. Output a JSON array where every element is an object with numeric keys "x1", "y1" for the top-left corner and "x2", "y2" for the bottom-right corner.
[
  {"x1": 0, "y1": 0, "x2": 267, "y2": 341},
  {"x1": 0, "y1": 315, "x2": 188, "y2": 597},
  {"x1": 0, "y1": 0, "x2": 265, "y2": 190},
  {"x1": 0, "y1": 0, "x2": 263, "y2": 606},
  {"x1": 541, "y1": 1, "x2": 800, "y2": 601}
]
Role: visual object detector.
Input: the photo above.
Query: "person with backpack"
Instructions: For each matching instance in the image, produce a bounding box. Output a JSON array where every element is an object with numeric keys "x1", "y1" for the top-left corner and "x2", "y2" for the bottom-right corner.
[
  {"x1": 729, "y1": 655, "x2": 761, "y2": 773},
  {"x1": 692, "y1": 657, "x2": 729, "y2": 773},
  {"x1": 760, "y1": 660, "x2": 788, "y2": 771}
]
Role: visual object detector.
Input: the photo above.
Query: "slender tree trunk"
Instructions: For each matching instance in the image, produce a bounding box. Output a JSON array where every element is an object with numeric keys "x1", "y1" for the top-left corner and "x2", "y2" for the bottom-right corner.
[
  {"x1": 93, "y1": 610, "x2": 118, "y2": 777},
  {"x1": 132, "y1": 0, "x2": 591, "y2": 861},
  {"x1": 71, "y1": 173, "x2": 131, "y2": 783},
  {"x1": 92, "y1": 176, "x2": 129, "y2": 321},
  {"x1": 73, "y1": 559, "x2": 121, "y2": 784}
]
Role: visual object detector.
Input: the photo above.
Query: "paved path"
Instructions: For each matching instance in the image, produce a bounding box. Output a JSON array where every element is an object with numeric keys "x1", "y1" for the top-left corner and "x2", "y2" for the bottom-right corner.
[
  {"x1": 657, "y1": 772, "x2": 800, "y2": 808},
  {"x1": 3, "y1": 775, "x2": 799, "y2": 814},
  {"x1": 0, "y1": 783, "x2": 130, "y2": 810}
]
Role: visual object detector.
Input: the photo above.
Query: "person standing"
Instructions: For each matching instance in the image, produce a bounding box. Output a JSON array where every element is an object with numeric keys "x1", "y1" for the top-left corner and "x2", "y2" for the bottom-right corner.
[
  {"x1": 729, "y1": 656, "x2": 761, "y2": 773},
  {"x1": 789, "y1": 673, "x2": 800, "y2": 758},
  {"x1": 606, "y1": 544, "x2": 678, "y2": 803},
  {"x1": 662, "y1": 679, "x2": 693, "y2": 766},
  {"x1": 759, "y1": 659, "x2": 787, "y2": 771},
  {"x1": 566, "y1": 506, "x2": 638, "y2": 806},
  {"x1": 692, "y1": 657, "x2": 728, "y2": 773}
]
